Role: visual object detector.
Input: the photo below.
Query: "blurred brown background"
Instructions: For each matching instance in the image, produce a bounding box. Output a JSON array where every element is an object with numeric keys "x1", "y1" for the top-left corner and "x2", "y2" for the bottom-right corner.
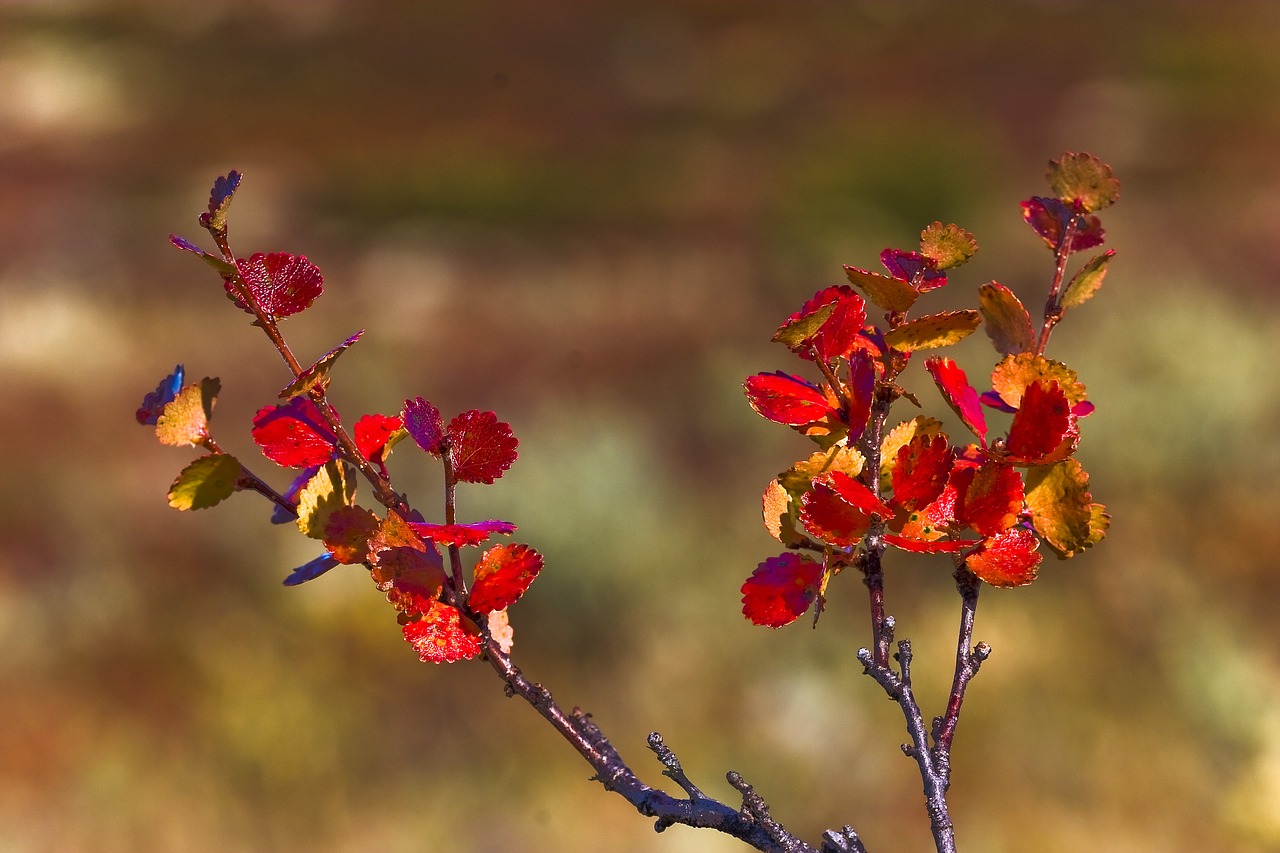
[{"x1": 3, "y1": 2, "x2": 1280, "y2": 851}]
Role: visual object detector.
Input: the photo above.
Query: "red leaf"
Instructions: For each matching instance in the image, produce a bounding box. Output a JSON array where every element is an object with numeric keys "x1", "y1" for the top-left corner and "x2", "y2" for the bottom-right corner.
[
  {"x1": 230, "y1": 252, "x2": 324, "y2": 318},
  {"x1": 402, "y1": 397, "x2": 445, "y2": 455},
  {"x1": 846, "y1": 349, "x2": 876, "y2": 442},
  {"x1": 741, "y1": 553, "x2": 822, "y2": 628},
  {"x1": 448, "y1": 410, "x2": 518, "y2": 484},
  {"x1": 403, "y1": 600, "x2": 483, "y2": 663},
  {"x1": 323, "y1": 505, "x2": 379, "y2": 564},
  {"x1": 1021, "y1": 197, "x2": 1105, "y2": 252},
  {"x1": 827, "y1": 471, "x2": 894, "y2": 517},
  {"x1": 925, "y1": 356, "x2": 988, "y2": 443},
  {"x1": 372, "y1": 545, "x2": 448, "y2": 602},
  {"x1": 966, "y1": 527, "x2": 1042, "y2": 588},
  {"x1": 953, "y1": 463, "x2": 1024, "y2": 537},
  {"x1": 251, "y1": 397, "x2": 338, "y2": 468},
  {"x1": 408, "y1": 520, "x2": 517, "y2": 547},
  {"x1": 799, "y1": 473, "x2": 889, "y2": 547},
  {"x1": 883, "y1": 534, "x2": 970, "y2": 553},
  {"x1": 355, "y1": 413, "x2": 402, "y2": 475},
  {"x1": 469, "y1": 543, "x2": 543, "y2": 614},
  {"x1": 1005, "y1": 380, "x2": 1076, "y2": 464},
  {"x1": 744, "y1": 371, "x2": 834, "y2": 426},
  {"x1": 892, "y1": 434, "x2": 953, "y2": 511},
  {"x1": 881, "y1": 248, "x2": 946, "y2": 291}
]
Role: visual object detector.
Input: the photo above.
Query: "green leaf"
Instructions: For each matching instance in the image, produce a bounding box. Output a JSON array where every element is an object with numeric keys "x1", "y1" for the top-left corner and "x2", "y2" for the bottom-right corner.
[
  {"x1": 1047, "y1": 152, "x2": 1119, "y2": 212},
  {"x1": 844, "y1": 266, "x2": 919, "y2": 313},
  {"x1": 168, "y1": 453, "x2": 242, "y2": 510},
  {"x1": 919, "y1": 222, "x2": 978, "y2": 270},
  {"x1": 883, "y1": 310, "x2": 980, "y2": 352},
  {"x1": 1061, "y1": 250, "x2": 1114, "y2": 311},
  {"x1": 297, "y1": 459, "x2": 356, "y2": 539},
  {"x1": 1024, "y1": 458, "x2": 1095, "y2": 557},
  {"x1": 772, "y1": 303, "x2": 836, "y2": 350},
  {"x1": 155, "y1": 377, "x2": 221, "y2": 447},
  {"x1": 978, "y1": 282, "x2": 1035, "y2": 356}
]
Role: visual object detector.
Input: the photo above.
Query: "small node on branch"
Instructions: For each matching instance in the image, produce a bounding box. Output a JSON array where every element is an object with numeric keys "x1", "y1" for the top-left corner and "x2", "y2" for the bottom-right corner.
[
  {"x1": 647, "y1": 732, "x2": 706, "y2": 801},
  {"x1": 821, "y1": 826, "x2": 869, "y2": 853},
  {"x1": 973, "y1": 641, "x2": 992, "y2": 662}
]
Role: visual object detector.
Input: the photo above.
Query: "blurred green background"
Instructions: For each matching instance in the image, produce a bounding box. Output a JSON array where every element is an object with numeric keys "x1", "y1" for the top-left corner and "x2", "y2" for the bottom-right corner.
[{"x1": 4, "y1": 2, "x2": 1280, "y2": 851}]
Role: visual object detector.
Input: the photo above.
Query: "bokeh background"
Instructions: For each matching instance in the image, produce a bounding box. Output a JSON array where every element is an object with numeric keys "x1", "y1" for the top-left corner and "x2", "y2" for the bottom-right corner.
[{"x1": 4, "y1": 2, "x2": 1280, "y2": 852}]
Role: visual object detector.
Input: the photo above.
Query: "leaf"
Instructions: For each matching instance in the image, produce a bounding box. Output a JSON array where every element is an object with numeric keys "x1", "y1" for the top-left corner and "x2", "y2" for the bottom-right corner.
[
  {"x1": 369, "y1": 509, "x2": 438, "y2": 562},
  {"x1": 952, "y1": 462, "x2": 1023, "y2": 537},
  {"x1": 1047, "y1": 152, "x2": 1119, "y2": 213},
  {"x1": 282, "y1": 554, "x2": 340, "y2": 587},
  {"x1": 978, "y1": 283, "x2": 1035, "y2": 356},
  {"x1": 448, "y1": 410, "x2": 519, "y2": 484},
  {"x1": 155, "y1": 377, "x2": 221, "y2": 447},
  {"x1": 251, "y1": 397, "x2": 338, "y2": 468},
  {"x1": 744, "y1": 371, "x2": 834, "y2": 426},
  {"x1": 295, "y1": 459, "x2": 354, "y2": 540},
  {"x1": 919, "y1": 222, "x2": 978, "y2": 270},
  {"x1": 169, "y1": 234, "x2": 236, "y2": 277},
  {"x1": 774, "y1": 286, "x2": 866, "y2": 361},
  {"x1": 354, "y1": 413, "x2": 404, "y2": 477},
  {"x1": 230, "y1": 252, "x2": 324, "y2": 319},
  {"x1": 799, "y1": 472, "x2": 892, "y2": 547},
  {"x1": 374, "y1": 547, "x2": 447, "y2": 610},
  {"x1": 881, "y1": 248, "x2": 947, "y2": 291},
  {"x1": 846, "y1": 349, "x2": 876, "y2": 441},
  {"x1": 883, "y1": 310, "x2": 980, "y2": 352},
  {"x1": 198, "y1": 170, "x2": 242, "y2": 233},
  {"x1": 779, "y1": 445, "x2": 866, "y2": 494},
  {"x1": 925, "y1": 357, "x2": 988, "y2": 443},
  {"x1": 966, "y1": 527, "x2": 1042, "y2": 587},
  {"x1": 1021, "y1": 197, "x2": 1105, "y2": 252},
  {"x1": 1061, "y1": 250, "x2": 1115, "y2": 311},
  {"x1": 322, "y1": 505, "x2": 379, "y2": 564},
  {"x1": 137, "y1": 364, "x2": 185, "y2": 425},
  {"x1": 403, "y1": 600, "x2": 483, "y2": 664},
  {"x1": 762, "y1": 479, "x2": 803, "y2": 545},
  {"x1": 990, "y1": 353, "x2": 1087, "y2": 409},
  {"x1": 892, "y1": 434, "x2": 953, "y2": 511},
  {"x1": 883, "y1": 534, "x2": 969, "y2": 554},
  {"x1": 470, "y1": 543, "x2": 543, "y2": 614},
  {"x1": 402, "y1": 397, "x2": 446, "y2": 456},
  {"x1": 844, "y1": 265, "x2": 920, "y2": 313},
  {"x1": 741, "y1": 553, "x2": 823, "y2": 628},
  {"x1": 409, "y1": 520, "x2": 517, "y2": 547},
  {"x1": 1024, "y1": 459, "x2": 1097, "y2": 557},
  {"x1": 1005, "y1": 380, "x2": 1077, "y2": 465},
  {"x1": 279, "y1": 330, "x2": 364, "y2": 399},
  {"x1": 880, "y1": 416, "x2": 944, "y2": 482},
  {"x1": 168, "y1": 453, "x2": 242, "y2": 510}
]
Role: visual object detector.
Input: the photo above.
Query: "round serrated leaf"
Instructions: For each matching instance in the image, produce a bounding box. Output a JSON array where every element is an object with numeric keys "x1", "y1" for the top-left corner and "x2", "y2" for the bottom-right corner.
[
  {"x1": 843, "y1": 266, "x2": 920, "y2": 313},
  {"x1": 919, "y1": 222, "x2": 978, "y2": 270},
  {"x1": 1061, "y1": 250, "x2": 1114, "y2": 310},
  {"x1": 884, "y1": 310, "x2": 980, "y2": 352},
  {"x1": 168, "y1": 453, "x2": 242, "y2": 510},
  {"x1": 1047, "y1": 152, "x2": 1119, "y2": 212}
]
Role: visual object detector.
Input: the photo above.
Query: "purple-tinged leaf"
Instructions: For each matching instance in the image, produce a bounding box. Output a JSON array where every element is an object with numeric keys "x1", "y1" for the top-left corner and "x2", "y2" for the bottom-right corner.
[
  {"x1": 283, "y1": 553, "x2": 340, "y2": 586},
  {"x1": 136, "y1": 364, "x2": 184, "y2": 425},
  {"x1": 199, "y1": 170, "x2": 242, "y2": 233},
  {"x1": 881, "y1": 249, "x2": 946, "y2": 291},
  {"x1": 279, "y1": 330, "x2": 364, "y2": 400},
  {"x1": 403, "y1": 397, "x2": 446, "y2": 455}
]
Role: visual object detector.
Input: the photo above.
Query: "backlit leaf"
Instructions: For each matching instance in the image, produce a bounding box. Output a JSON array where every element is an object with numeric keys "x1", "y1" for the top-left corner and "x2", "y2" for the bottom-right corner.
[
  {"x1": 925, "y1": 357, "x2": 988, "y2": 443},
  {"x1": 1005, "y1": 380, "x2": 1076, "y2": 465},
  {"x1": 168, "y1": 453, "x2": 242, "y2": 510},
  {"x1": 741, "y1": 553, "x2": 822, "y2": 628},
  {"x1": 369, "y1": 509, "x2": 438, "y2": 562},
  {"x1": 966, "y1": 527, "x2": 1041, "y2": 587},
  {"x1": 230, "y1": 252, "x2": 324, "y2": 319},
  {"x1": 279, "y1": 330, "x2": 364, "y2": 399},
  {"x1": 774, "y1": 286, "x2": 867, "y2": 361},
  {"x1": 296, "y1": 459, "x2": 354, "y2": 540},
  {"x1": 136, "y1": 364, "x2": 184, "y2": 425},
  {"x1": 978, "y1": 283, "x2": 1035, "y2": 356},
  {"x1": 448, "y1": 410, "x2": 519, "y2": 484},
  {"x1": 844, "y1": 265, "x2": 920, "y2": 313},
  {"x1": 282, "y1": 554, "x2": 340, "y2": 587},
  {"x1": 354, "y1": 413, "x2": 404, "y2": 478},
  {"x1": 744, "y1": 371, "x2": 834, "y2": 426},
  {"x1": 779, "y1": 445, "x2": 866, "y2": 495},
  {"x1": 883, "y1": 310, "x2": 980, "y2": 352},
  {"x1": 373, "y1": 545, "x2": 448, "y2": 602},
  {"x1": 1024, "y1": 459, "x2": 1098, "y2": 557},
  {"x1": 880, "y1": 416, "x2": 944, "y2": 482},
  {"x1": 170, "y1": 234, "x2": 236, "y2": 277},
  {"x1": 409, "y1": 520, "x2": 516, "y2": 547},
  {"x1": 953, "y1": 462, "x2": 1023, "y2": 537},
  {"x1": 470, "y1": 543, "x2": 543, "y2": 614},
  {"x1": 1047, "y1": 152, "x2": 1119, "y2": 212},
  {"x1": 762, "y1": 479, "x2": 803, "y2": 545},
  {"x1": 402, "y1": 397, "x2": 446, "y2": 456},
  {"x1": 1061, "y1": 250, "x2": 1115, "y2": 310},
  {"x1": 881, "y1": 249, "x2": 947, "y2": 291},
  {"x1": 883, "y1": 534, "x2": 969, "y2": 554},
  {"x1": 990, "y1": 353, "x2": 1087, "y2": 409},
  {"x1": 199, "y1": 170, "x2": 241, "y2": 233},
  {"x1": 251, "y1": 397, "x2": 338, "y2": 468},
  {"x1": 1022, "y1": 197, "x2": 1105, "y2": 252},
  {"x1": 846, "y1": 349, "x2": 876, "y2": 441},
  {"x1": 892, "y1": 434, "x2": 953, "y2": 511},
  {"x1": 919, "y1": 222, "x2": 977, "y2": 270},
  {"x1": 323, "y1": 505, "x2": 379, "y2": 564},
  {"x1": 403, "y1": 600, "x2": 483, "y2": 664},
  {"x1": 155, "y1": 377, "x2": 221, "y2": 447}
]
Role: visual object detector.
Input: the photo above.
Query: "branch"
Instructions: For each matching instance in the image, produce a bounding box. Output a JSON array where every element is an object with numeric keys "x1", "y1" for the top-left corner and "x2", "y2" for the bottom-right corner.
[{"x1": 483, "y1": 638, "x2": 863, "y2": 853}]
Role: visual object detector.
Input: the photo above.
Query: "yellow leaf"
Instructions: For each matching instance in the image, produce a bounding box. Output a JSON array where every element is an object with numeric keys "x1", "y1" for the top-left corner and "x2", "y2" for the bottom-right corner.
[
  {"x1": 844, "y1": 266, "x2": 919, "y2": 313},
  {"x1": 919, "y1": 222, "x2": 978, "y2": 270},
  {"x1": 978, "y1": 282, "x2": 1035, "y2": 356},
  {"x1": 296, "y1": 459, "x2": 355, "y2": 539},
  {"x1": 990, "y1": 353, "x2": 1087, "y2": 408},
  {"x1": 1047, "y1": 152, "x2": 1119, "y2": 212},
  {"x1": 167, "y1": 452, "x2": 242, "y2": 511},
  {"x1": 1024, "y1": 459, "x2": 1096, "y2": 557},
  {"x1": 779, "y1": 445, "x2": 866, "y2": 494},
  {"x1": 761, "y1": 479, "x2": 800, "y2": 545},
  {"x1": 883, "y1": 310, "x2": 980, "y2": 352},
  {"x1": 880, "y1": 416, "x2": 944, "y2": 482},
  {"x1": 1061, "y1": 250, "x2": 1114, "y2": 311},
  {"x1": 155, "y1": 377, "x2": 221, "y2": 447}
]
